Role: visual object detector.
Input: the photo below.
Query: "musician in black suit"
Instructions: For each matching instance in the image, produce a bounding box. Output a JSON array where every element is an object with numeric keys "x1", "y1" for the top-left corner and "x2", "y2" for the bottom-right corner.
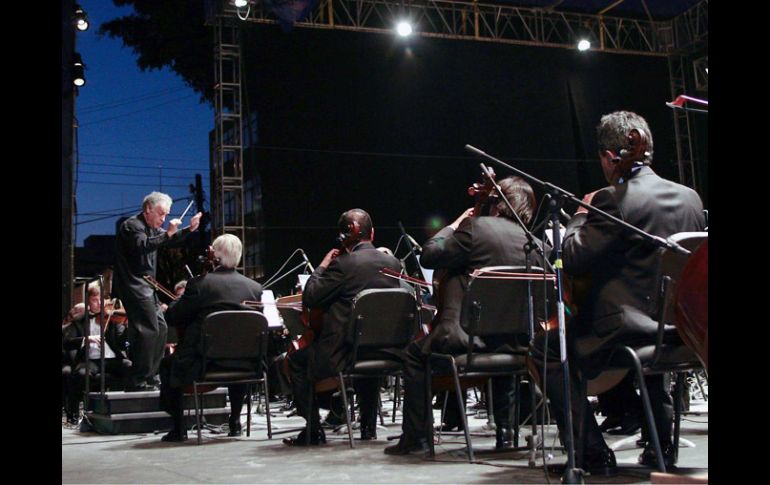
[
  {"x1": 158, "y1": 234, "x2": 263, "y2": 442},
  {"x1": 386, "y1": 176, "x2": 549, "y2": 455},
  {"x1": 113, "y1": 191, "x2": 202, "y2": 392},
  {"x1": 532, "y1": 111, "x2": 705, "y2": 474},
  {"x1": 62, "y1": 283, "x2": 132, "y2": 423},
  {"x1": 283, "y1": 209, "x2": 403, "y2": 446}
]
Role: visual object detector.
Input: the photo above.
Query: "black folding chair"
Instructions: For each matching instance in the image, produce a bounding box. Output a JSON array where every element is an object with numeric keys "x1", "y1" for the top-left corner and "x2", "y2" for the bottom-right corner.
[
  {"x1": 191, "y1": 310, "x2": 272, "y2": 445},
  {"x1": 426, "y1": 265, "x2": 554, "y2": 462}
]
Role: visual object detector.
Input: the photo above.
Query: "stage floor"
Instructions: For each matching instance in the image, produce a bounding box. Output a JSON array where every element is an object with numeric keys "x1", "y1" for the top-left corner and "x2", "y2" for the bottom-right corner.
[{"x1": 62, "y1": 395, "x2": 708, "y2": 484}]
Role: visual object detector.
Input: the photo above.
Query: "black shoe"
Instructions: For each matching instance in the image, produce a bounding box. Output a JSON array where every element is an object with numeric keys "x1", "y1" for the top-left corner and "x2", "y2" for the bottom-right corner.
[
  {"x1": 495, "y1": 427, "x2": 514, "y2": 450},
  {"x1": 598, "y1": 415, "x2": 623, "y2": 433},
  {"x1": 437, "y1": 421, "x2": 465, "y2": 432},
  {"x1": 147, "y1": 375, "x2": 162, "y2": 387},
  {"x1": 383, "y1": 435, "x2": 429, "y2": 455},
  {"x1": 228, "y1": 418, "x2": 242, "y2": 437},
  {"x1": 583, "y1": 447, "x2": 618, "y2": 476},
  {"x1": 360, "y1": 425, "x2": 377, "y2": 441},
  {"x1": 125, "y1": 382, "x2": 158, "y2": 392},
  {"x1": 282, "y1": 428, "x2": 326, "y2": 446},
  {"x1": 66, "y1": 414, "x2": 79, "y2": 425},
  {"x1": 161, "y1": 429, "x2": 188, "y2": 442},
  {"x1": 638, "y1": 442, "x2": 677, "y2": 468},
  {"x1": 607, "y1": 414, "x2": 642, "y2": 435}
]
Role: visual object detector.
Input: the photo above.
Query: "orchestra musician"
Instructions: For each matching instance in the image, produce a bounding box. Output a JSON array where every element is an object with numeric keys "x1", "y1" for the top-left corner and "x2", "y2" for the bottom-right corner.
[
  {"x1": 62, "y1": 282, "x2": 131, "y2": 424},
  {"x1": 158, "y1": 234, "x2": 263, "y2": 442},
  {"x1": 113, "y1": 191, "x2": 201, "y2": 392},
  {"x1": 385, "y1": 176, "x2": 548, "y2": 455},
  {"x1": 531, "y1": 111, "x2": 705, "y2": 474},
  {"x1": 283, "y1": 209, "x2": 403, "y2": 446}
]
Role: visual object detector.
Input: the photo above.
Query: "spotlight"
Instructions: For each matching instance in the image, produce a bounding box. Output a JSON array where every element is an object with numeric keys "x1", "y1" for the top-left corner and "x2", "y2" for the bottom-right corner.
[
  {"x1": 233, "y1": 0, "x2": 248, "y2": 7},
  {"x1": 396, "y1": 21, "x2": 413, "y2": 37},
  {"x1": 73, "y1": 53, "x2": 86, "y2": 87},
  {"x1": 74, "y1": 4, "x2": 89, "y2": 31},
  {"x1": 577, "y1": 39, "x2": 591, "y2": 51}
]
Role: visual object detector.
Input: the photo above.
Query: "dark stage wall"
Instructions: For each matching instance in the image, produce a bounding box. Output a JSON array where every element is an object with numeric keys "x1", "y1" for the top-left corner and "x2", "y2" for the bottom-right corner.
[{"x1": 239, "y1": 26, "x2": 682, "y2": 289}]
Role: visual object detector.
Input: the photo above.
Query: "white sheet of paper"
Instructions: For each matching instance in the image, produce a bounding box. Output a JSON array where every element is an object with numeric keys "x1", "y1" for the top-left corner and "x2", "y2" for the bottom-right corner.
[{"x1": 259, "y1": 290, "x2": 283, "y2": 328}]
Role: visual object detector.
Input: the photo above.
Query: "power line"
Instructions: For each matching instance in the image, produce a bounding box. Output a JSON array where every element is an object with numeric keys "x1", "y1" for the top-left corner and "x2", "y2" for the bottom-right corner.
[
  {"x1": 80, "y1": 154, "x2": 208, "y2": 163},
  {"x1": 78, "y1": 181, "x2": 194, "y2": 188},
  {"x1": 78, "y1": 87, "x2": 189, "y2": 114},
  {"x1": 79, "y1": 162, "x2": 207, "y2": 172},
  {"x1": 78, "y1": 93, "x2": 199, "y2": 127},
  {"x1": 80, "y1": 132, "x2": 202, "y2": 147},
  {"x1": 78, "y1": 170, "x2": 209, "y2": 181}
]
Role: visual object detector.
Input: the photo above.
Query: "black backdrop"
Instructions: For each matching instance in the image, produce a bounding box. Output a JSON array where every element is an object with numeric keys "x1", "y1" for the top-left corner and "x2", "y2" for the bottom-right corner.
[{"x1": 239, "y1": 25, "x2": 694, "y2": 290}]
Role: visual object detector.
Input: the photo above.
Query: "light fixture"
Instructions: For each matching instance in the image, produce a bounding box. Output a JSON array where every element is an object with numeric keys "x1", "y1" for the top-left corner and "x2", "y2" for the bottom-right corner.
[
  {"x1": 233, "y1": 0, "x2": 248, "y2": 6},
  {"x1": 396, "y1": 21, "x2": 413, "y2": 37},
  {"x1": 73, "y1": 53, "x2": 86, "y2": 87},
  {"x1": 577, "y1": 39, "x2": 591, "y2": 51},
  {"x1": 74, "y1": 4, "x2": 89, "y2": 31}
]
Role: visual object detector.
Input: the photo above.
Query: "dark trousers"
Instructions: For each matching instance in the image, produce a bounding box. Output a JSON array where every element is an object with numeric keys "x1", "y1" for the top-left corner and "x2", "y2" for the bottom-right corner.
[
  {"x1": 125, "y1": 296, "x2": 168, "y2": 386},
  {"x1": 159, "y1": 356, "x2": 248, "y2": 432},
  {"x1": 532, "y1": 329, "x2": 673, "y2": 461},
  {"x1": 66, "y1": 358, "x2": 132, "y2": 416},
  {"x1": 287, "y1": 346, "x2": 385, "y2": 433},
  {"x1": 400, "y1": 339, "x2": 517, "y2": 441}
]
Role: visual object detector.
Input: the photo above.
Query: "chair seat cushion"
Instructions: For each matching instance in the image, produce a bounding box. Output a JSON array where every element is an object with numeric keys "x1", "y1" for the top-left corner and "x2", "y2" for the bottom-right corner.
[
  {"x1": 607, "y1": 343, "x2": 700, "y2": 371},
  {"x1": 349, "y1": 359, "x2": 403, "y2": 374},
  {"x1": 451, "y1": 352, "x2": 527, "y2": 372},
  {"x1": 200, "y1": 370, "x2": 260, "y2": 381}
]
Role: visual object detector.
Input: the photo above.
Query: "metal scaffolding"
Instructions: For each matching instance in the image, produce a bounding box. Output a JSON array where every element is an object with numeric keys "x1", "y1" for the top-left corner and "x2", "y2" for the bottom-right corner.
[{"x1": 210, "y1": 16, "x2": 246, "y2": 273}]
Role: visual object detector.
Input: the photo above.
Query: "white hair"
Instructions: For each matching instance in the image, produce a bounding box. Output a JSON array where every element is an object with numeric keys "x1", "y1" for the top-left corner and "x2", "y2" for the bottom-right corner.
[
  {"x1": 142, "y1": 191, "x2": 173, "y2": 212},
  {"x1": 212, "y1": 234, "x2": 243, "y2": 269}
]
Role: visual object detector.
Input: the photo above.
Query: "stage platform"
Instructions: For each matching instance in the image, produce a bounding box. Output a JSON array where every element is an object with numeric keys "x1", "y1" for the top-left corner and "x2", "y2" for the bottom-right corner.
[{"x1": 62, "y1": 393, "x2": 708, "y2": 484}]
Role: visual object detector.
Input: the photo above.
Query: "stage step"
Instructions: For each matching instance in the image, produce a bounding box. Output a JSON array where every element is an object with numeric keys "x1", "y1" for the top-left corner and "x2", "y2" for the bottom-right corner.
[{"x1": 84, "y1": 389, "x2": 230, "y2": 435}]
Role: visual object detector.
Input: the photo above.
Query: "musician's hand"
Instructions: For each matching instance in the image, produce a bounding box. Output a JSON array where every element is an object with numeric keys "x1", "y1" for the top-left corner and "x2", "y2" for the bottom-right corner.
[
  {"x1": 189, "y1": 212, "x2": 202, "y2": 232},
  {"x1": 450, "y1": 208, "x2": 475, "y2": 230},
  {"x1": 87, "y1": 335, "x2": 101, "y2": 344},
  {"x1": 167, "y1": 218, "x2": 182, "y2": 237},
  {"x1": 575, "y1": 192, "x2": 597, "y2": 216},
  {"x1": 319, "y1": 249, "x2": 340, "y2": 269},
  {"x1": 160, "y1": 303, "x2": 169, "y2": 313}
]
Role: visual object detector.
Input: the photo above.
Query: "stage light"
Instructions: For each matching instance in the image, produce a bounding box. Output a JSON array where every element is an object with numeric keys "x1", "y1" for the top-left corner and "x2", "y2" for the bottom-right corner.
[
  {"x1": 233, "y1": 0, "x2": 247, "y2": 7},
  {"x1": 577, "y1": 39, "x2": 591, "y2": 51},
  {"x1": 396, "y1": 21, "x2": 413, "y2": 37},
  {"x1": 74, "y1": 4, "x2": 89, "y2": 31},
  {"x1": 73, "y1": 53, "x2": 86, "y2": 87}
]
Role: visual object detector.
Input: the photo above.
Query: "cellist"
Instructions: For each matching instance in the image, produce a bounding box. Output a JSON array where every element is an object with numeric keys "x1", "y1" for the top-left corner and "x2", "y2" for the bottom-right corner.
[
  {"x1": 385, "y1": 176, "x2": 548, "y2": 455},
  {"x1": 282, "y1": 209, "x2": 402, "y2": 446}
]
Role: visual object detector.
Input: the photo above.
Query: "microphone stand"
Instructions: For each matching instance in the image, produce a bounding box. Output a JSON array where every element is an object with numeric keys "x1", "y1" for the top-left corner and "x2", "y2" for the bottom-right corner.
[
  {"x1": 397, "y1": 221, "x2": 429, "y2": 336},
  {"x1": 466, "y1": 145, "x2": 691, "y2": 484}
]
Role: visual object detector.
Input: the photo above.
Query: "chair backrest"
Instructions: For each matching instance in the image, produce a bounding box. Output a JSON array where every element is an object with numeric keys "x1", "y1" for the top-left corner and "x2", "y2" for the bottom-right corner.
[
  {"x1": 201, "y1": 310, "x2": 269, "y2": 361},
  {"x1": 347, "y1": 288, "x2": 418, "y2": 351},
  {"x1": 460, "y1": 265, "x2": 555, "y2": 341},
  {"x1": 654, "y1": 232, "x2": 708, "y2": 326}
]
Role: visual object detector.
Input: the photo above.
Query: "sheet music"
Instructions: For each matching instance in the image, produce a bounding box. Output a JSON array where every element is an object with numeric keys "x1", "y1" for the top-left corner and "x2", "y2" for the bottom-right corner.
[
  {"x1": 544, "y1": 227, "x2": 566, "y2": 247},
  {"x1": 259, "y1": 290, "x2": 283, "y2": 328},
  {"x1": 297, "y1": 274, "x2": 310, "y2": 292},
  {"x1": 416, "y1": 256, "x2": 434, "y2": 296}
]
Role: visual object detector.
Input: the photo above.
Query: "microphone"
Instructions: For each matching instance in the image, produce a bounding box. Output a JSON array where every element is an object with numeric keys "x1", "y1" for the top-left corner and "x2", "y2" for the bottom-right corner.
[
  {"x1": 405, "y1": 234, "x2": 423, "y2": 253},
  {"x1": 300, "y1": 249, "x2": 314, "y2": 273}
]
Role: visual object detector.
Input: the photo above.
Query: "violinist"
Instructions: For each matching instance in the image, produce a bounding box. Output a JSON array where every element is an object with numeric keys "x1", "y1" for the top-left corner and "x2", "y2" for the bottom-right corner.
[
  {"x1": 385, "y1": 176, "x2": 547, "y2": 455},
  {"x1": 530, "y1": 111, "x2": 705, "y2": 473},
  {"x1": 113, "y1": 191, "x2": 201, "y2": 392},
  {"x1": 62, "y1": 282, "x2": 132, "y2": 424},
  {"x1": 283, "y1": 209, "x2": 402, "y2": 446},
  {"x1": 158, "y1": 234, "x2": 262, "y2": 442}
]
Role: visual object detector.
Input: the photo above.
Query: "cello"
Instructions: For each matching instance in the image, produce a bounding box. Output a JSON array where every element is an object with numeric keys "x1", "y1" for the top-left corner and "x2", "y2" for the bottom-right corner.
[{"x1": 674, "y1": 239, "x2": 708, "y2": 371}]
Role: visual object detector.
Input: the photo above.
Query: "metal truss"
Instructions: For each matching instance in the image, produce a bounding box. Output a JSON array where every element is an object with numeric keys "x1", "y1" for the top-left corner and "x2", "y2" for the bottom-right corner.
[
  {"x1": 668, "y1": 54, "x2": 698, "y2": 191},
  {"x1": 212, "y1": 0, "x2": 712, "y2": 56},
  {"x1": 211, "y1": 16, "x2": 246, "y2": 273}
]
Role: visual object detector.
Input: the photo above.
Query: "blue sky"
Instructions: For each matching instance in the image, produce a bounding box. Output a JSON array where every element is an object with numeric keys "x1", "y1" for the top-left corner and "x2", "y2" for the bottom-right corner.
[{"x1": 73, "y1": 1, "x2": 213, "y2": 245}]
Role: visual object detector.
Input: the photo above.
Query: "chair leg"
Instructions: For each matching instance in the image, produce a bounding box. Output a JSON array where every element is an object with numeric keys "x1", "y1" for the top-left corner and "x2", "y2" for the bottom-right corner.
[
  {"x1": 425, "y1": 358, "x2": 435, "y2": 457},
  {"x1": 673, "y1": 372, "x2": 685, "y2": 462},
  {"x1": 513, "y1": 375, "x2": 521, "y2": 447},
  {"x1": 263, "y1": 371, "x2": 272, "y2": 439},
  {"x1": 246, "y1": 384, "x2": 252, "y2": 438},
  {"x1": 193, "y1": 383, "x2": 203, "y2": 445},
  {"x1": 449, "y1": 360, "x2": 474, "y2": 463},
  {"x1": 378, "y1": 391, "x2": 385, "y2": 427},
  {"x1": 392, "y1": 375, "x2": 400, "y2": 424},
  {"x1": 622, "y1": 347, "x2": 666, "y2": 473},
  {"x1": 339, "y1": 373, "x2": 355, "y2": 448}
]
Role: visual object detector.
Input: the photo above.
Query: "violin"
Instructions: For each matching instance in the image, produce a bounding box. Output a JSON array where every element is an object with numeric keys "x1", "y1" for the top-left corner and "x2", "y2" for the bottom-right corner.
[{"x1": 103, "y1": 299, "x2": 128, "y2": 326}]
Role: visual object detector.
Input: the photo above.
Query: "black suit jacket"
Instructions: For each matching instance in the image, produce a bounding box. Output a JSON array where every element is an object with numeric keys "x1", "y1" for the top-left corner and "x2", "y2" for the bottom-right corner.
[
  {"x1": 302, "y1": 241, "x2": 402, "y2": 380},
  {"x1": 164, "y1": 267, "x2": 263, "y2": 387},
  {"x1": 562, "y1": 166, "x2": 705, "y2": 364},
  {"x1": 420, "y1": 216, "x2": 550, "y2": 354},
  {"x1": 62, "y1": 316, "x2": 129, "y2": 364}
]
